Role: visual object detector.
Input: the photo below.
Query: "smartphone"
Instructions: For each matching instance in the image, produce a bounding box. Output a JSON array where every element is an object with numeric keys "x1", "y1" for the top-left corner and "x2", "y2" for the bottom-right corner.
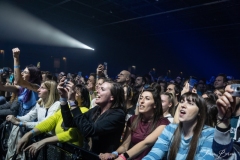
[
  {"x1": 189, "y1": 76, "x2": 198, "y2": 91},
  {"x1": 231, "y1": 84, "x2": 240, "y2": 97}
]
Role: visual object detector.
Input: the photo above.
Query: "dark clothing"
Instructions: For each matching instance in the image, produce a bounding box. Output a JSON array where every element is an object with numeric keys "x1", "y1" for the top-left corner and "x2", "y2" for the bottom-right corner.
[
  {"x1": 127, "y1": 115, "x2": 170, "y2": 160},
  {"x1": 61, "y1": 104, "x2": 125, "y2": 154},
  {"x1": 0, "y1": 100, "x2": 20, "y2": 117}
]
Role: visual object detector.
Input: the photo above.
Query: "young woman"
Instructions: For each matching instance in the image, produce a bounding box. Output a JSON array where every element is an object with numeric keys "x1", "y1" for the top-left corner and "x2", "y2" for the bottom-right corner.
[
  {"x1": 5, "y1": 80, "x2": 60, "y2": 159},
  {"x1": 100, "y1": 88, "x2": 170, "y2": 160},
  {"x1": 0, "y1": 48, "x2": 42, "y2": 117},
  {"x1": 60, "y1": 80, "x2": 126, "y2": 154},
  {"x1": 161, "y1": 92, "x2": 174, "y2": 123},
  {"x1": 6, "y1": 80, "x2": 60, "y2": 128},
  {"x1": 143, "y1": 92, "x2": 215, "y2": 160},
  {"x1": 16, "y1": 83, "x2": 90, "y2": 157}
]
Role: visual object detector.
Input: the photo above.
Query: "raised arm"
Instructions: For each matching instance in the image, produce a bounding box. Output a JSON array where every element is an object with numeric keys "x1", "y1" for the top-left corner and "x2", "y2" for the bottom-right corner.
[
  {"x1": 12, "y1": 48, "x2": 39, "y2": 92},
  {"x1": 0, "y1": 77, "x2": 19, "y2": 92}
]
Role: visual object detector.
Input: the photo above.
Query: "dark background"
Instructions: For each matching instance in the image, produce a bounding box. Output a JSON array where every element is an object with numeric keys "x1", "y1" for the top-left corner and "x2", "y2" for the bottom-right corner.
[{"x1": 0, "y1": 0, "x2": 239, "y2": 80}]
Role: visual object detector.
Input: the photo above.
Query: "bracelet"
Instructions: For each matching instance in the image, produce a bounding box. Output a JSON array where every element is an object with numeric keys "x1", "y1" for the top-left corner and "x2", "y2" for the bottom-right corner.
[
  {"x1": 31, "y1": 130, "x2": 35, "y2": 137},
  {"x1": 123, "y1": 152, "x2": 129, "y2": 159},
  {"x1": 60, "y1": 97, "x2": 67, "y2": 102},
  {"x1": 14, "y1": 65, "x2": 20, "y2": 68},
  {"x1": 119, "y1": 154, "x2": 126, "y2": 160},
  {"x1": 68, "y1": 100, "x2": 77, "y2": 107},
  {"x1": 112, "y1": 151, "x2": 118, "y2": 157}
]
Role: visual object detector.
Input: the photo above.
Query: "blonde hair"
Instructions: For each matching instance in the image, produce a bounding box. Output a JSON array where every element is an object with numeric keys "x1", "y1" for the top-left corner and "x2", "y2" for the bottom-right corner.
[{"x1": 38, "y1": 80, "x2": 59, "y2": 108}]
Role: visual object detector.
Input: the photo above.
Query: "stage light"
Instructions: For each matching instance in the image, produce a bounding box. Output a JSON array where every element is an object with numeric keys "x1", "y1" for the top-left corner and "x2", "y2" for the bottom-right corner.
[{"x1": 0, "y1": 2, "x2": 94, "y2": 50}]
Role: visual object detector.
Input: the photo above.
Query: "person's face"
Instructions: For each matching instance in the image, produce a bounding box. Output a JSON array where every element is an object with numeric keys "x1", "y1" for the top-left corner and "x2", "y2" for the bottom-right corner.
[
  {"x1": 42, "y1": 74, "x2": 46, "y2": 82},
  {"x1": 166, "y1": 84, "x2": 176, "y2": 95},
  {"x1": 161, "y1": 94, "x2": 172, "y2": 113},
  {"x1": 175, "y1": 77, "x2": 181, "y2": 84},
  {"x1": 214, "y1": 76, "x2": 225, "y2": 89},
  {"x1": 178, "y1": 97, "x2": 199, "y2": 123},
  {"x1": 138, "y1": 91, "x2": 156, "y2": 115},
  {"x1": 214, "y1": 89, "x2": 223, "y2": 99},
  {"x1": 75, "y1": 87, "x2": 82, "y2": 106},
  {"x1": 95, "y1": 82, "x2": 113, "y2": 106},
  {"x1": 21, "y1": 68, "x2": 30, "y2": 81},
  {"x1": 87, "y1": 75, "x2": 95, "y2": 90},
  {"x1": 95, "y1": 79, "x2": 104, "y2": 91},
  {"x1": 37, "y1": 83, "x2": 49, "y2": 100},
  {"x1": 134, "y1": 77, "x2": 143, "y2": 87},
  {"x1": 117, "y1": 70, "x2": 129, "y2": 83},
  {"x1": 58, "y1": 72, "x2": 65, "y2": 80},
  {"x1": 159, "y1": 82, "x2": 166, "y2": 92}
]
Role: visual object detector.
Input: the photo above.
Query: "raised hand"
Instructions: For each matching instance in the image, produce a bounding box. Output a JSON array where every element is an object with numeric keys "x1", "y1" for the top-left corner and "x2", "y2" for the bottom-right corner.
[{"x1": 12, "y1": 47, "x2": 20, "y2": 58}]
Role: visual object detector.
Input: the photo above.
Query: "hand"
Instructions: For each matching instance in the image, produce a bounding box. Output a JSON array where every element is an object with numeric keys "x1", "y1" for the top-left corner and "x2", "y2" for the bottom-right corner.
[
  {"x1": 65, "y1": 81, "x2": 76, "y2": 101},
  {"x1": 181, "y1": 82, "x2": 190, "y2": 95},
  {"x1": 57, "y1": 77, "x2": 68, "y2": 99},
  {"x1": 16, "y1": 134, "x2": 30, "y2": 154},
  {"x1": 6, "y1": 115, "x2": 19, "y2": 125},
  {"x1": 99, "y1": 153, "x2": 116, "y2": 160},
  {"x1": 216, "y1": 87, "x2": 236, "y2": 121},
  {"x1": 24, "y1": 140, "x2": 45, "y2": 158},
  {"x1": 12, "y1": 48, "x2": 20, "y2": 58},
  {"x1": 96, "y1": 64, "x2": 104, "y2": 75}
]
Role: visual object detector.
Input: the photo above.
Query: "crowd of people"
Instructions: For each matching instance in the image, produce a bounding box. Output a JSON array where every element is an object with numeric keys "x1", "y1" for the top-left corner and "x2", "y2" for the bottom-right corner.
[{"x1": 0, "y1": 47, "x2": 239, "y2": 160}]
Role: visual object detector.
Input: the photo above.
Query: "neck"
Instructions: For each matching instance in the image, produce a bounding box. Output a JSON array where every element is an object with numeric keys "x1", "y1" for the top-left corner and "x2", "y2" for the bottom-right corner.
[
  {"x1": 163, "y1": 110, "x2": 170, "y2": 117},
  {"x1": 182, "y1": 119, "x2": 197, "y2": 138},
  {"x1": 100, "y1": 103, "x2": 112, "y2": 115},
  {"x1": 42, "y1": 98, "x2": 48, "y2": 106},
  {"x1": 174, "y1": 99, "x2": 179, "y2": 107},
  {"x1": 142, "y1": 112, "x2": 154, "y2": 122}
]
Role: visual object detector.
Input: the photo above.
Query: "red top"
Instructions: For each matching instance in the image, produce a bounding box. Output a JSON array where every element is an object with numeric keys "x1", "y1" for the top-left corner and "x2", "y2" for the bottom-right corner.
[{"x1": 127, "y1": 115, "x2": 170, "y2": 160}]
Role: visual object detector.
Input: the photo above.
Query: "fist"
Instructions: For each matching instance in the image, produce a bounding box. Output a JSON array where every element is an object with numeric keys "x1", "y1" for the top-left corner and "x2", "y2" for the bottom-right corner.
[{"x1": 12, "y1": 48, "x2": 20, "y2": 58}]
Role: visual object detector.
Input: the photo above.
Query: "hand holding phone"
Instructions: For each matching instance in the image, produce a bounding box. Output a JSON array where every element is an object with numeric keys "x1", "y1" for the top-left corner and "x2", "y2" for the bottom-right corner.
[{"x1": 189, "y1": 76, "x2": 197, "y2": 91}]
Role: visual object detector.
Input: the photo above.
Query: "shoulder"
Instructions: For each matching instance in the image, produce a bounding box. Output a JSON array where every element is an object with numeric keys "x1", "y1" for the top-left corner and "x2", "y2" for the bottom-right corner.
[
  {"x1": 80, "y1": 106, "x2": 89, "y2": 113},
  {"x1": 165, "y1": 123, "x2": 178, "y2": 132},
  {"x1": 157, "y1": 117, "x2": 170, "y2": 125},
  {"x1": 201, "y1": 125, "x2": 215, "y2": 136}
]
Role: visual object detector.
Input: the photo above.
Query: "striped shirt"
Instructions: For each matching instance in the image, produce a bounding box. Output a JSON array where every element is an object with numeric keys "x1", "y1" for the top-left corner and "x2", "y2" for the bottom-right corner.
[{"x1": 143, "y1": 123, "x2": 215, "y2": 160}]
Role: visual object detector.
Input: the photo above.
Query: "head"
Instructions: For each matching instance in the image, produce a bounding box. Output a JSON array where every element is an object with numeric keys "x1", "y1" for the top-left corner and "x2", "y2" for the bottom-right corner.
[
  {"x1": 204, "y1": 98, "x2": 218, "y2": 127},
  {"x1": 75, "y1": 84, "x2": 90, "y2": 108},
  {"x1": 169, "y1": 92, "x2": 207, "y2": 160},
  {"x1": 175, "y1": 76, "x2": 182, "y2": 85},
  {"x1": 134, "y1": 76, "x2": 146, "y2": 90},
  {"x1": 158, "y1": 80, "x2": 167, "y2": 93},
  {"x1": 132, "y1": 87, "x2": 163, "y2": 134},
  {"x1": 214, "y1": 89, "x2": 224, "y2": 99},
  {"x1": 42, "y1": 71, "x2": 53, "y2": 83},
  {"x1": 214, "y1": 73, "x2": 227, "y2": 89},
  {"x1": 21, "y1": 65, "x2": 42, "y2": 85},
  {"x1": 95, "y1": 81, "x2": 125, "y2": 109},
  {"x1": 166, "y1": 83, "x2": 180, "y2": 99},
  {"x1": 95, "y1": 77, "x2": 107, "y2": 91},
  {"x1": 37, "y1": 80, "x2": 60, "y2": 108},
  {"x1": 161, "y1": 92, "x2": 174, "y2": 116},
  {"x1": 58, "y1": 72, "x2": 66, "y2": 82},
  {"x1": 116, "y1": 70, "x2": 131, "y2": 85},
  {"x1": 202, "y1": 90, "x2": 218, "y2": 102},
  {"x1": 87, "y1": 73, "x2": 96, "y2": 91}
]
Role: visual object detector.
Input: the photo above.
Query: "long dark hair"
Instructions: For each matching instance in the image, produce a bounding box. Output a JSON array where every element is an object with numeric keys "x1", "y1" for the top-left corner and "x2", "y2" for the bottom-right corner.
[
  {"x1": 131, "y1": 87, "x2": 163, "y2": 134},
  {"x1": 20, "y1": 64, "x2": 42, "y2": 103},
  {"x1": 168, "y1": 92, "x2": 207, "y2": 160},
  {"x1": 76, "y1": 84, "x2": 90, "y2": 108}
]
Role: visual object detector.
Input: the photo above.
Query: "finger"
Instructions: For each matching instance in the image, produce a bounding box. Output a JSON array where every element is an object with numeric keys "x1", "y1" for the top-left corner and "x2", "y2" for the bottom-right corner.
[{"x1": 220, "y1": 95, "x2": 231, "y2": 107}]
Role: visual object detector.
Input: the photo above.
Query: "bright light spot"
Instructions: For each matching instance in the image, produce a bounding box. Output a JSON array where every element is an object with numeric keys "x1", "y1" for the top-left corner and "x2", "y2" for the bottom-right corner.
[{"x1": 0, "y1": 2, "x2": 94, "y2": 50}]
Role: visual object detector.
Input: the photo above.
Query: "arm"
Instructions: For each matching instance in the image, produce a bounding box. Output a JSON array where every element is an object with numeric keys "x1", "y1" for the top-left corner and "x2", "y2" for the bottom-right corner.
[
  {"x1": 69, "y1": 107, "x2": 125, "y2": 137},
  {"x1": 24, "y1": 136, "x2": 59, "y2": 157},
  {"x1": 12, "y1": 48, "x2": 39, "y2": 92},
  {"x1": 142, "y1": 125, "x2": 173, "y2": 160},
  {"x1": 126, "y1": 125, "x2": 166, "y2": 159},
  {"x1": 100, "y1": 126, "x2": 132, "y2": 160},
  {"x1": 0, "y1": 82, "x2": 19, "y2": 92}
]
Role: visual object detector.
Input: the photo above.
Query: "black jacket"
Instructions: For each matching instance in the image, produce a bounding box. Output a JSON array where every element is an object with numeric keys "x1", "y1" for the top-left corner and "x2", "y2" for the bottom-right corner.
[{"x1": 61, "y1": 104, "x2": 125, "y2": 154}]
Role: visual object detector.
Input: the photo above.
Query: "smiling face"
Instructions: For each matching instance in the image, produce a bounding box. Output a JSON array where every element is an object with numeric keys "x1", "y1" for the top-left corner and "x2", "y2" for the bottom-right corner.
[
  {"x1": 138, "y1": 91, "x2": 156, "y2": 115},
  {"x1": 178, "y1": 97, "x2": 199, "y2": 123},
  {"x1": 95, "y1": 82, "x2": 113, "y2": 106},
  {"x1": 37, "y1": 83, "x2": 49, "y2": 100},
  {"x1": 21, "y1": 67, "x2": 30, "y2": 81}
]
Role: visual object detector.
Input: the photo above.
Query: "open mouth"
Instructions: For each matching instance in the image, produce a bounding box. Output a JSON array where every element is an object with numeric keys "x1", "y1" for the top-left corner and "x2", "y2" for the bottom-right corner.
[{"x1": 179, "y1": 110, "x2": 186, "y2": 116}]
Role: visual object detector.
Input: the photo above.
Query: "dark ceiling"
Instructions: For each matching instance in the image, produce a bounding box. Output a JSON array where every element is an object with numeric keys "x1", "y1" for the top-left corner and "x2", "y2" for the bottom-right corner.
[{"x1": 0, "y1": 0, "x2": 240, "y2": 79}]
